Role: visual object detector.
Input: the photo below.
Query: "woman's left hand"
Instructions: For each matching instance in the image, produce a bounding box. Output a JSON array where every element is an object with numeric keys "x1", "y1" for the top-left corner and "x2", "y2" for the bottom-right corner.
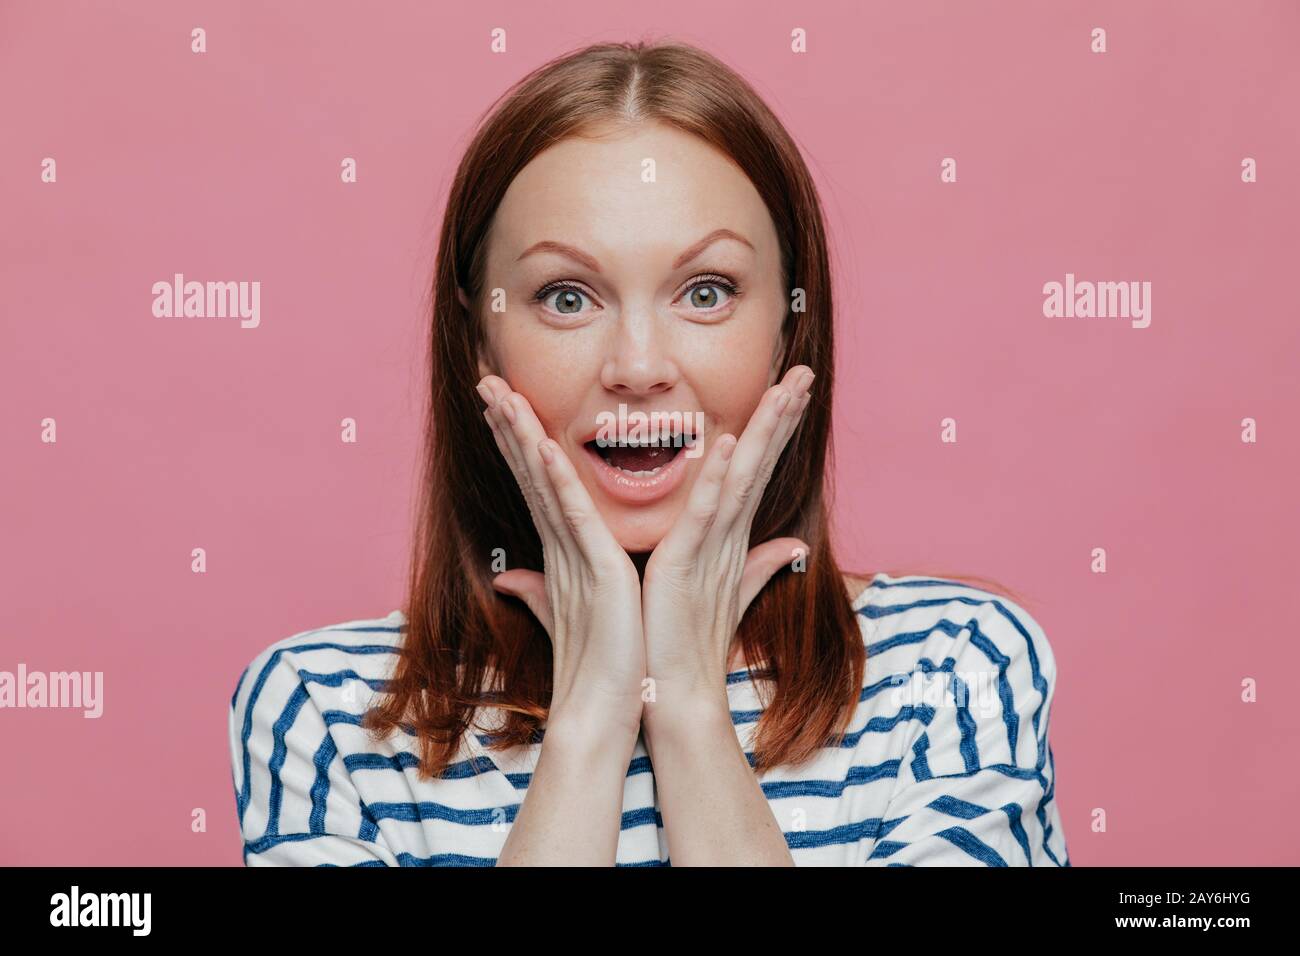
[{"x1": 640, "y1": 365, "x2": 815, "y2": 728}]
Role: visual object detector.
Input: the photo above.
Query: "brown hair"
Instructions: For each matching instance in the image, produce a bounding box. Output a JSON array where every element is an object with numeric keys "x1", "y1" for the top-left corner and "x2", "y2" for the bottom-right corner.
[{"x1": 363, "y1": 38, "x2": 1015, "y2": 777}]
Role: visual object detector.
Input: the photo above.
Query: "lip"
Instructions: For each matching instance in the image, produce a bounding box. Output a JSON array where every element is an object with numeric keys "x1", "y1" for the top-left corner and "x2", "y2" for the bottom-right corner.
[{"x1": 579, "y1": 438, "x2": 692, "y2": 505}]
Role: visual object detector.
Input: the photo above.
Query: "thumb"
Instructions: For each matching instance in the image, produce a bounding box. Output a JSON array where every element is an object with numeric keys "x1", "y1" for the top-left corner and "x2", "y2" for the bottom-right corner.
[
  {"x1": 739, "y1": 538, "x2": 809, "y2": 616},
  {"x1": 491, "y1": 569, "x2": 555, "y2": 638}
]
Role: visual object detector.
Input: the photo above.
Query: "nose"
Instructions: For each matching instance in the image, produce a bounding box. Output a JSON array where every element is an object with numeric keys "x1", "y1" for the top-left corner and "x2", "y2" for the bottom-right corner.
[{"x1": 598, "y1": 309, "x2": 680, "y2": 397}]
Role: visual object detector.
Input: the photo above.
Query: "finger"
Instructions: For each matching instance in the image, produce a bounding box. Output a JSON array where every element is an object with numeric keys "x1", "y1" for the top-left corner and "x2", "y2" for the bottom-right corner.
[
  {"x1": 658, "y1": 431, "x2": 737, "y2": 555},
  {"x1": 738, "y1": 538, "x2": 809, "y2": 616},
  {"x1": 535, "y1": 436, "x2": 620, "y2": 559},
  {"x1": 480, "y1": 383, "x2": 572, "y2": 551},
  {"x1": 496, "y1": 391, "x2": 574, "y2": 545},
  {"x1": 476, "y1": 374, "x2": 505, "y2": 409},
  {"x1": 492, "y1": 569, "x2": 555, "y2": 638},
  {"x1": 482, "y1": 399, "x2": 550, "y2": 539},
  {"x1": 717, "y1": 366, "x2": 814, "y2": 529}
]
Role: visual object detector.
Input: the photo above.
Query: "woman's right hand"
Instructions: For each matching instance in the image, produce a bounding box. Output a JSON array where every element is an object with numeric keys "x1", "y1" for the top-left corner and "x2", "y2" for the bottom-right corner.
[{"x1": 476, "y1": 375, "x2": 647, "y2": 744}]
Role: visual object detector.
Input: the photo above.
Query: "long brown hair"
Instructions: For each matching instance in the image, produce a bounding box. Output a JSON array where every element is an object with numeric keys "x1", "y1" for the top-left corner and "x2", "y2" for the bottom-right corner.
[{"x1": 364, "y1": 39, "x2": 999, "y2": 777}]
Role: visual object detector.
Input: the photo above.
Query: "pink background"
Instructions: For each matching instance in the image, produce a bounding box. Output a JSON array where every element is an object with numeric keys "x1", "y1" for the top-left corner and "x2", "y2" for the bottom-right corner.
[{"x1": 2, "y1": 0, "x2": 1297, "y2": 866}]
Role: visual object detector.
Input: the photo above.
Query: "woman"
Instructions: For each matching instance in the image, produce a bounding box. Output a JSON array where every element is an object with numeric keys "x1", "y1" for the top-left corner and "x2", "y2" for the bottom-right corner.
[{"x1": 229, "y1": 39, "x2": 1069, "y2": 867}]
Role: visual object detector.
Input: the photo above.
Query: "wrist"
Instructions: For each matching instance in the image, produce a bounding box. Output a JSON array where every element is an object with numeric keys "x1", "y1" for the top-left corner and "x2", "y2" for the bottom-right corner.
[
  {"x1": 641, "y1": 690, "x2": 733, "y2": 748},
  {"x1": 544, "y1": 705, "x2": 641, "y2": 763}
]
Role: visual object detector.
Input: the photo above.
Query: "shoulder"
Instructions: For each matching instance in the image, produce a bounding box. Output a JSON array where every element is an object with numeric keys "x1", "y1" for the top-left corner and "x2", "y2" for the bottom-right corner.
[
  {"x1": 856, "y1": 572, "x2": 1056, "y2": 686},
  {"x1": 228, "y1": 610, "x2": 407, "y2": 766},
  {"x1": 229, "y1": 610, "x2": 407, "y2": 713},
  {"x1": 227, "y1": 611, "x2": 408, "y2": 854},
  {"x1": 853, "y1": 572, "x2": 1059, "y2": 765},
  {"x1": 852, "y1": 574, "x2": 1068, "y2": 866}
]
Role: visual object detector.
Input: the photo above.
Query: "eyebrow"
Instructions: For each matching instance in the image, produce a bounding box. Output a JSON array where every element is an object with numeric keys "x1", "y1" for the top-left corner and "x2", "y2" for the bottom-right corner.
[{"x1": 515, "y1": 228, "x2": 754, "y2": 272}]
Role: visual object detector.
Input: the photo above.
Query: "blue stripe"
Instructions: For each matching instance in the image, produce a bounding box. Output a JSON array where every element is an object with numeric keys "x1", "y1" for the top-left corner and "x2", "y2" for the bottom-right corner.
[
  {"x1": 368, "y1": 801, "x2": 519, "y2": 827},
  {"x1": 383, "y1": 854, "x2": 669, "y2": 867},
  {"x1": 396, "y1": 852, "x2": 499, "y2": 867},
  {"x1": 344, "y1": 751, "x2": 425, "y2": 773},
  {"x1": 360, "y1": 800, "x2": 668, "y2": 833},
  {"x1": 265, "y1": 683, "x2": 311, "y2": 836},
  {"x1": 308, "y1": 734, "x2": 337, "y2": 833},
  {"x1": 319, "y1": 860, "x2": 388, "y2": 867},
  {"x1": 1000, "y1": 801, "x2": 1035, "y2": 866},
  {"x1": 927, "y1": 795, "x2": 989, "y2": 820},
  {"x1": 621, "y1": 806, "x2": 660, "y2": 830},
  {"x1": 909, "y1": 732, "x2": 933, "y2": 780},
  {"x1": 245, "y1": 832, "x2": 366, "y2": 856},
  {"x1": 840, "y1": 705, "x2": 936, "y2": 747},
  {"x1": 231, "y1": 665, "x2": 249, "y2": 709},
  {"x1": 867, "y1": 840, "x2": 907, "y2": 859},
  {"x1": 784, "y1": 815, "x2": 906, "y2": 850},
  {"x1": 300, "y1": 668, "x2": 389, "y2": 691},
  {"x1": 759, "y1": 760, "x2": 901, "y2": 800},
  {"x1": 935, "y1": 826, "x2": 1008, "y2": 866},
  {"x1": 326, "y1": 625, "x2": 404, "y2": 633}
]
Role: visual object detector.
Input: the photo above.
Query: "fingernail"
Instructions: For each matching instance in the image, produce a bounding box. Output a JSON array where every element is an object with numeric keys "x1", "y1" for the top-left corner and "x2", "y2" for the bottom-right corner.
[
  {"x1": 499, "y1": 397, "x2": 517, "y2": 424},
  {"x1": 721, "y1": 435, "x2": 737, "y2": 460},
  {"x1": 775, "y1": 390, "x2": 792, "y2": 411},
  {"x1": 476, "y1": 382, "x2": 492, "y2": 405},
  {"x1": 537, "y1": 440, "x2": 555, "y2": 464},
  {"x1": 802, "y1": 370, "x2": 816, "y2": 390}
]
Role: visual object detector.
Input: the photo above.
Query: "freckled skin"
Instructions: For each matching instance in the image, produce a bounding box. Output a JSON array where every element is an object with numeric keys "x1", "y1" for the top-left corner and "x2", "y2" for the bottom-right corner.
[{"x1": 476, "y1": 121, "x2": 788, "y2": 553}]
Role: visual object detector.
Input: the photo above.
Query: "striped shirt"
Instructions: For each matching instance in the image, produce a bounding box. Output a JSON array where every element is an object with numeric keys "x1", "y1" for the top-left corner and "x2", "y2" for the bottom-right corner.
[{"x1": 228, "y1": 572, "x2": 1069, "y2": 866}]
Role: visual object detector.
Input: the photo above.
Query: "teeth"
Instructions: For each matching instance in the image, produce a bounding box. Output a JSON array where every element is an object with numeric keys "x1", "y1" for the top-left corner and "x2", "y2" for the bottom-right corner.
[
  {"x1": 603, "y1": 439, "x2": 679, "y2": 448},
  {"x1": 616, "y1": 465, "x2": 664, "y2": 477}
]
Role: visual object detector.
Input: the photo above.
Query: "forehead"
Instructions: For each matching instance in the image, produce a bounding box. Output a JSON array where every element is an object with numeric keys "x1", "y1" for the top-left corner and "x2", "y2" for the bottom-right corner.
[{"x1": 486, "y1": 121, "x2": 779, "y2": 267}]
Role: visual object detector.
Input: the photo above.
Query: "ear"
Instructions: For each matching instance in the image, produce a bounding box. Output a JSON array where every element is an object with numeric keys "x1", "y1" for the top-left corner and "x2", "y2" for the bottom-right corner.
[{"x1": 457, "y1": 285, "x2": 473, "y2": 311}]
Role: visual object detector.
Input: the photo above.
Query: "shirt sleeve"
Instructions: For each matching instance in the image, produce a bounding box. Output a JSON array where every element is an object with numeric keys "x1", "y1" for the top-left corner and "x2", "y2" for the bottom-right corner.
[
  {"x1": 863, "y1": 593, "x2": 1069, "y2": 867},
  {"x1": 228, "y1": 643, "x2": 401, "y2": 867}
]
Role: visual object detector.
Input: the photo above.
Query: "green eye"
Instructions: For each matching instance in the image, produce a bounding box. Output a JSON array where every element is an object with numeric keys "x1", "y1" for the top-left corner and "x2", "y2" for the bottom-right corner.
[
  {"x1": 682, "y1": 275, "x2": 740, "y2": 312},
  {"x1": 534, "y1": 283, "x2": 591, "y2": 315}
]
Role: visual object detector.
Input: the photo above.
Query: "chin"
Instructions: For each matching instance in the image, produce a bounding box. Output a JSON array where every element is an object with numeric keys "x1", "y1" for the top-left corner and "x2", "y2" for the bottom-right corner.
[
  {"x1": 593, "y1": 499, "x2": 682, "y2": 554},
  {"x1": 609, "y1": 517, "x2": 672, "y2": 554}
]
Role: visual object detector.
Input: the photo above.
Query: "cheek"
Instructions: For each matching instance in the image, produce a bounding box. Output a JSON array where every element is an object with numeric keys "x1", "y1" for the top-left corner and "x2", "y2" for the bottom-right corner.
[
  {"x1": 686, "y1": 329, "x2": 779, "y2": 435},
  {"x1": 489, "y1": 325, "x2": 592, "y2": 436}
]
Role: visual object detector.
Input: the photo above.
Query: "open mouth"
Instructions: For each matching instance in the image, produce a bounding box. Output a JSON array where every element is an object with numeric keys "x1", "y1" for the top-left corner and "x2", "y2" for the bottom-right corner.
[
  {"x1": 577, "y1": 420, "x2": 698, "y2": 505},
  {"x1": 584, "y1": 436, "x2": 686, "y2": 477}
]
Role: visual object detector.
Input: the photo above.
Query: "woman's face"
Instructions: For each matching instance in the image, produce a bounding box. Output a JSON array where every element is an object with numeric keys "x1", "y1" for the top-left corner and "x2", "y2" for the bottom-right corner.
[{"x1": 475, "y1": 120, "x2": 788, "y2": 553}]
